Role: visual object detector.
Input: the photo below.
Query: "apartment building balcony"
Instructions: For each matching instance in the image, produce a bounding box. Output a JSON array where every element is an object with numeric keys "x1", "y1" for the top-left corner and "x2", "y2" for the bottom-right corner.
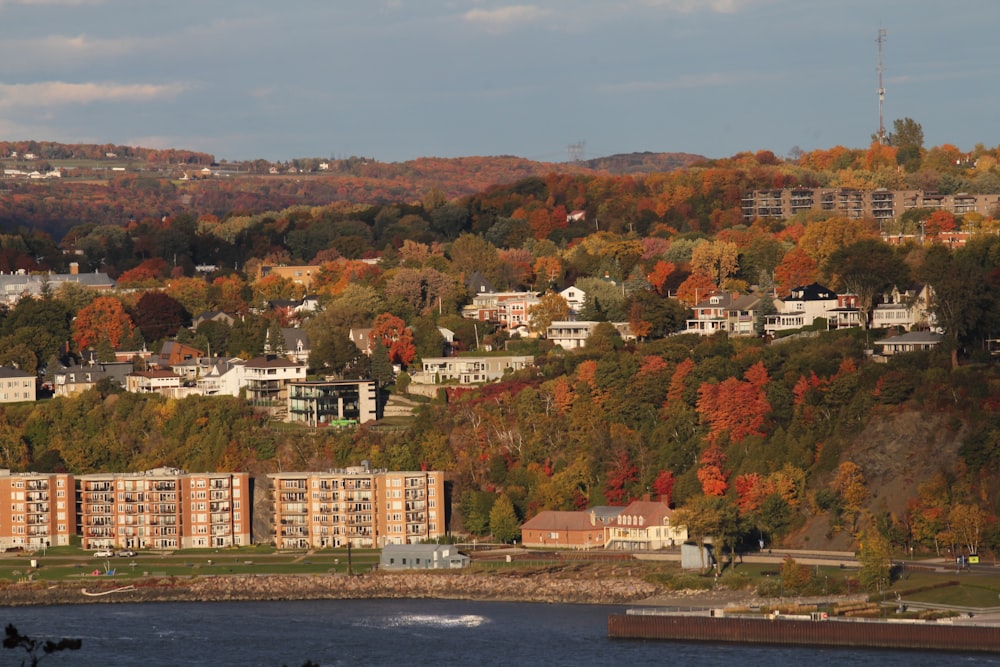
[
  {"x1": 210, "y1": 479, "x2": 230, "y2": 489},
  {"x1": 148, "y1": 517, "x2": 177, "y2": 526},
  {"x1": 151, "y1": 492, "x2": 177, "y2": 501},
  {"x1": 280, "y1": 492, "x2": 306, "y2": 502},
  {"x1": 210, "y1": 513, "x2": 230, "y2": 524},
  {"x1": 280, "y1": 526, "x2": 309, "y2": 537},
  {"x1": 26, "y1": 491, "x2": 48, "y2": 501},
  {"x1": 210, "y1": 502, "x2": 230, "y2": 512}
]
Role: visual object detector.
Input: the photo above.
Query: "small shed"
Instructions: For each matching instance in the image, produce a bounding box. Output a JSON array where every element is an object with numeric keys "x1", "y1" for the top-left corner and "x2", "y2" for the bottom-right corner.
[
  {"x1": 680, "y1": 542, "x2": 716, "y2": 570},
  {"x1": 380, "y1": 543, "x2": 469, "y2": 570}
]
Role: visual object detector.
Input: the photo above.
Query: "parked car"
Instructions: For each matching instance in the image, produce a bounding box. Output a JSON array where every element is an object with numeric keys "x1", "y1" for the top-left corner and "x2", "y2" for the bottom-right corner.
[
  {"x1": 116, "y1": 549, "x2": 137, "y2": 558},
  {"x1": 93, "y1": 549, "x2": 114, "y2": 558}
]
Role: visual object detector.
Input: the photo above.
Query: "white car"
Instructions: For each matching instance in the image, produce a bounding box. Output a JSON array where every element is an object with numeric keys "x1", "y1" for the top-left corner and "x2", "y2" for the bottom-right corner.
[{"x1": 93, "y1": 549, "x2": 115, "y2": 558}]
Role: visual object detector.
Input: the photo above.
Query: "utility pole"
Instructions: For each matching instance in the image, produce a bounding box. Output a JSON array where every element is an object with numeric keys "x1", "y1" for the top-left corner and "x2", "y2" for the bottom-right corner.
[{"x1": 876, "y1": 28, "x2": 889, "y2": 145}]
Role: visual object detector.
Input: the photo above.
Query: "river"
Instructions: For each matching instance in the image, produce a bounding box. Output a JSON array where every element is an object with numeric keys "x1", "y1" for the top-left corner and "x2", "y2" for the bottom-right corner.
[{"x1": 4, "y1": 599, "x2": 998, "y2": 666}]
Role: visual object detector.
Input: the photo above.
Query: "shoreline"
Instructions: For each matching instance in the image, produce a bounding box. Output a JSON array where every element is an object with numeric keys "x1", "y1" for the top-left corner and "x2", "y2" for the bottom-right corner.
[{"x1": 0, "y1": 570, "x2": 757, "y2": 608}]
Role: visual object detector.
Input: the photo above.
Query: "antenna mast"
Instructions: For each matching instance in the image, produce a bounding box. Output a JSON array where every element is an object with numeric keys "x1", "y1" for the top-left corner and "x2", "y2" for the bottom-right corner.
[{"x1": 876, "y1": 28, "x2": 888, "y2": 145}]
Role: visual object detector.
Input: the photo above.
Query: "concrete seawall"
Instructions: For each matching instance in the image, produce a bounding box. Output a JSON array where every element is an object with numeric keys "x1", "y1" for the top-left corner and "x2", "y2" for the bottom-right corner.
[{"x1": 0, "y1": 571, "x2": 661, "y2": 607}]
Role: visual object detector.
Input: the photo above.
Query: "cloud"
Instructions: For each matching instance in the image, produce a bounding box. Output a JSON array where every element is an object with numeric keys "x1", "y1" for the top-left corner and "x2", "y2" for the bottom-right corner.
[
  {"x1": 0, "y1": 81, "x2": 189, "y2": 108},
  {"x1": 463, "y1": 5, "x2": 552, "y2": 31}
]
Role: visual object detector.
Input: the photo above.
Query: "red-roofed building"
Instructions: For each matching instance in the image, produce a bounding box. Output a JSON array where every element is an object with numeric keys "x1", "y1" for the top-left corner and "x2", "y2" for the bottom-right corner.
[
  {"x1": 605, "y1": 498, "x2": 687, "y2": 551},
  {"x1": 520, "y1": 509, "x2": 611, "y2": 550}
]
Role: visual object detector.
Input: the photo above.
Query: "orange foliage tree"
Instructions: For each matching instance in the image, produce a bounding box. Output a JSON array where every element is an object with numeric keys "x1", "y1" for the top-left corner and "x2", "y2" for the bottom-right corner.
[
  {"x1": 646, "y1": 260, "x2": 676, "y2": 296},
  {"x1": 369, "y1": 312, "x2": 416, "y2": 367},
  {"x1": 675, "y1": 273, "x2": 717, "y2": 306},
  {"x1": 696, "y1": 361, "x2": 771, "y2": 446},
  {"x1": 697, "y1": 443, "x2": 729, "y2": 496},
  {"x1": 72, "y1": 296, "x2": 135, "y2": 350},
  {"x1": 774, "y1": 247, "x2": 817, "y2": 294}
]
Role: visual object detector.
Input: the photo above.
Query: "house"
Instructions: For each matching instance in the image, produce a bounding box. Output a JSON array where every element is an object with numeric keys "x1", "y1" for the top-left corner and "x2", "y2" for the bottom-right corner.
[
  {"x1": 191, "y1": 310, "x2": 236, "y2": 329},
  {"x1": 0, "y1": 267, "x2": 115, "y2": 306},
  {"x1": 686, "y1": 292, "x2": 736, "y2": 336},
  {"x1": 265, "y1": 327, "x2": 311, "y2": 365},
  {"x1": 349, "y1": 327, "x2": 373, "y2": 355},
  {"x1": 0, "y1": 367, "x2": 35, "y2": 403},
  {"x1": 52, "y1": 361, "x2": 133, "y2": 397},
  {"x1": 157, "y1": 341, "x2": 205, "y2": 369},
  {"x1": 258, "y1": 264, "x2": 318, "y2": 290},
  {"x1": 465, "y1": 271, "x2": 495, "y2": 297},
  {"x1": 412, "y1": 355, "x2": 534, "y2": 386},
  {"x1": 195, "y1": 357, "x2": 246, "y2": 396},
  {"x1": 826, "y1": 293, "x2": 863, "y2": 330},
  {"x1": 872, "y1": 285, "x2": 934, "y2": 332},
  {"x1": 461, "y1": 291, "x2": 539, "y2": 327},
  {"x1": 725, "y1": 293, "x2": 762, "y2": 337},
  {"x1": 520, "y1": 507, "x2": 623, "y2": 550},
  {"x1": 286, "y1": 379, "x2": 379, "y2": 426},
  {"x1": 603, "y1": 498, "x2": 687, "y2": 551},
  {"x1": 764, "y1": 283, "x2": 839, "y2": 335},
  {"x1": 242, "y1": 355, "x2": 307, "y2": 406},
  {"x1": 559, "y1": 285, "x2": 587, "y2": 314},
  {"x1": 546, "y1": 321, "x2": 599, "y2": 349},
  {"x1": 380, "y1": 543, "x2": 469, "y2": 570},
  {"x1": 872, "y1": 331, "x2": 944, "y2": 359},
  {"x1": 125, "y1": 369, "x2": 183, "y2": 395}
]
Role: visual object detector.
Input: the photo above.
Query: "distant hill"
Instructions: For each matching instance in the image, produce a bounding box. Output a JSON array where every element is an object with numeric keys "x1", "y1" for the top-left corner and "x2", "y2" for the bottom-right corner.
[{"x1": 580, "y1": 151, "x2": 706, "y2": 174}]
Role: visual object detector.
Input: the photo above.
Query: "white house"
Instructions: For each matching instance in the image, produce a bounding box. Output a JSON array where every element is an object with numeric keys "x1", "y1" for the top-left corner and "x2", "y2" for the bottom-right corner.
[
  {"x1": 764, "y1": 283, "x2": 839, "y2": 335},
  {"x1": 559, "y1": 285, "x2": 587, "y2": 314}
]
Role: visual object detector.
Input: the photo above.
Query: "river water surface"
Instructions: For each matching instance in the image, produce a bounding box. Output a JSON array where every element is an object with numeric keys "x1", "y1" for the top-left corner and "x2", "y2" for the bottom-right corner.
[{"x1": 4, "y1": 599, "x2": 998, "y2": 666}]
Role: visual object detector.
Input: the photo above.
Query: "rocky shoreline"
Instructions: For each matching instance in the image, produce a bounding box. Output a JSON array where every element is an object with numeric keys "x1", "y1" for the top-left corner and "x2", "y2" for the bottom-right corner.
[{"x1": 0, "y1": 570, "x2": 684, "y2": 608}]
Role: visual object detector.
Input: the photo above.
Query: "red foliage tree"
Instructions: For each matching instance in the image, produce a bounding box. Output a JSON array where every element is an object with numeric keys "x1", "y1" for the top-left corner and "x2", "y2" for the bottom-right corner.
[
  {"x1": 72, "y1": 296, "x2": 135, "y2": 350},
  {"x1": 774, "y1": 246, "x2": 817, "y2": 295},
  {"x1": 369, "y1": 312, "x2": 416, "y2": 367},
  {"x1": 652, "y1": 470, "x2": 676, "y2": 505},
  {"x1": 696, "y1": 361, "x2": 772, "y2": 445},
  {"x1": 605, "y1": 449, "x2": 638, "y2": 505},
  {"x1": 697, "y1": 444, "x2": 729, "y2": 496}
]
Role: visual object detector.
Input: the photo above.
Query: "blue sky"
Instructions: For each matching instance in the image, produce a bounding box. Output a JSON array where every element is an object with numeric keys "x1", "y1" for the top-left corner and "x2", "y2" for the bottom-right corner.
[{"x1": 1, "y1": 0, "x2": 997, "y2": 163}]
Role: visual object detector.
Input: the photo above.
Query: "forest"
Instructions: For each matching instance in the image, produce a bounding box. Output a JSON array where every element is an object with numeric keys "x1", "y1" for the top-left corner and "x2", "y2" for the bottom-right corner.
[{"x1": 0, "y1": 124, "x2": 998, "y2": 559}]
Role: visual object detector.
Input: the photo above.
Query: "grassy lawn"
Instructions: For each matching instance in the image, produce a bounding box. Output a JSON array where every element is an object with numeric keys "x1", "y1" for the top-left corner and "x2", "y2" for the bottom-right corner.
[{"x1": 0, "y1": 548, "x2": 382, "y2": 583}]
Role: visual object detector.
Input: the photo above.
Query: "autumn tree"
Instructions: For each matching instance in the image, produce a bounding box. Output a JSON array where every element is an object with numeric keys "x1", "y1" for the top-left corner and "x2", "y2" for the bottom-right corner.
[
  {"x1": 857, "y1": 525, "x2": 892, "y2": 592},
  {"x1": 369, "y1": 312, "x2": 416, "y2": 367},
  {"x1": 646, "y1": 260, "x2": 676, "y2": 296},
  {"x1": 696, "y1": 362, "x2": 771, "y2": 446},
  {"x1": 132, "y1": 291, "x2": 191, "y2": 343},
  {"x1": 489, "y1": 493, "x2": 520, "y2": 543},
  {"x1": 529, "y1": 292, "x2": 570, "y2": 335},
  {"x1": 824, "y1": 239, "x2": 909, "y2": 329},
  {"x1": 832, "y1": 461, "x2": 868, "y2": 529},
  {"x1": 697, "y1": 443, "x2": 729, "y2": 496},
  {"x1": 773, "y1": 246, "x2": 817, "y2": 295},
  {"x1": 72, "y1": 296, "x2": 135, "y2": 351},
  {"x1": 675, "y1": 273, "x2": 717, "y2": 307},
  {"x1": 651, "y1": 469, "x2": 676, "y2": 505},
  {"x1": 690, "y1": 239, "x2": 739, "y2": 286}
]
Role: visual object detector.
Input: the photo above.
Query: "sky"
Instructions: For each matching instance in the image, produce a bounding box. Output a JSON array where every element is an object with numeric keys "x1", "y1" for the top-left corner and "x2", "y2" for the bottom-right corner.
[{"x1": 1, "y1": 0, "x2": 998, "y2": 164}]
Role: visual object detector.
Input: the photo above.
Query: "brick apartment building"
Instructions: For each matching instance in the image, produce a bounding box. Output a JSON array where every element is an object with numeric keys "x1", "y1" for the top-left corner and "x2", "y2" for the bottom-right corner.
[
  {"x1": 268, "y1": 466, "x2": 445, "y2": 550},
  {"x1": 0, "y1": 470, "x2": 75, "y2": 551},
  {"x1": 76, "y1": 468, "x2": 251, "y2": 550}
]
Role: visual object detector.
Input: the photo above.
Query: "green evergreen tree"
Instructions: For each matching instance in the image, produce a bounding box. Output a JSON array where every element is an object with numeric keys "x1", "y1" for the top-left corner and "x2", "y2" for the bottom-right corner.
[{"x1": 370, "y1": 338, "x2": 394, "y2": 387}]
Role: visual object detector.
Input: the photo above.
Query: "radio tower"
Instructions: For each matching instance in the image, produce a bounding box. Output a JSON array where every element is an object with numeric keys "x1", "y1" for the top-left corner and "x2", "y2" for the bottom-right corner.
[
  {"x1": 876, "y1": 28, "x2": 888, "y2": 145},
  {"x1": 567, "y1": 141, "x2": 585, "y2": 163}
]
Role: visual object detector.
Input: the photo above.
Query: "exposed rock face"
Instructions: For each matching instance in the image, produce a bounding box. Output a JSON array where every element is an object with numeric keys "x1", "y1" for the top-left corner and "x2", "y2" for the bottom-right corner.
[{"x1": 0, "y1": 571, "x2": 661, "y2": 607}]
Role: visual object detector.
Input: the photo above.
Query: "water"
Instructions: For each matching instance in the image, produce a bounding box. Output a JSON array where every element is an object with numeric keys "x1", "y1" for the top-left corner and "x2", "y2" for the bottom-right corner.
[{"x1": 3, "y1": 599, "x2": 998, "y2": 666}]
